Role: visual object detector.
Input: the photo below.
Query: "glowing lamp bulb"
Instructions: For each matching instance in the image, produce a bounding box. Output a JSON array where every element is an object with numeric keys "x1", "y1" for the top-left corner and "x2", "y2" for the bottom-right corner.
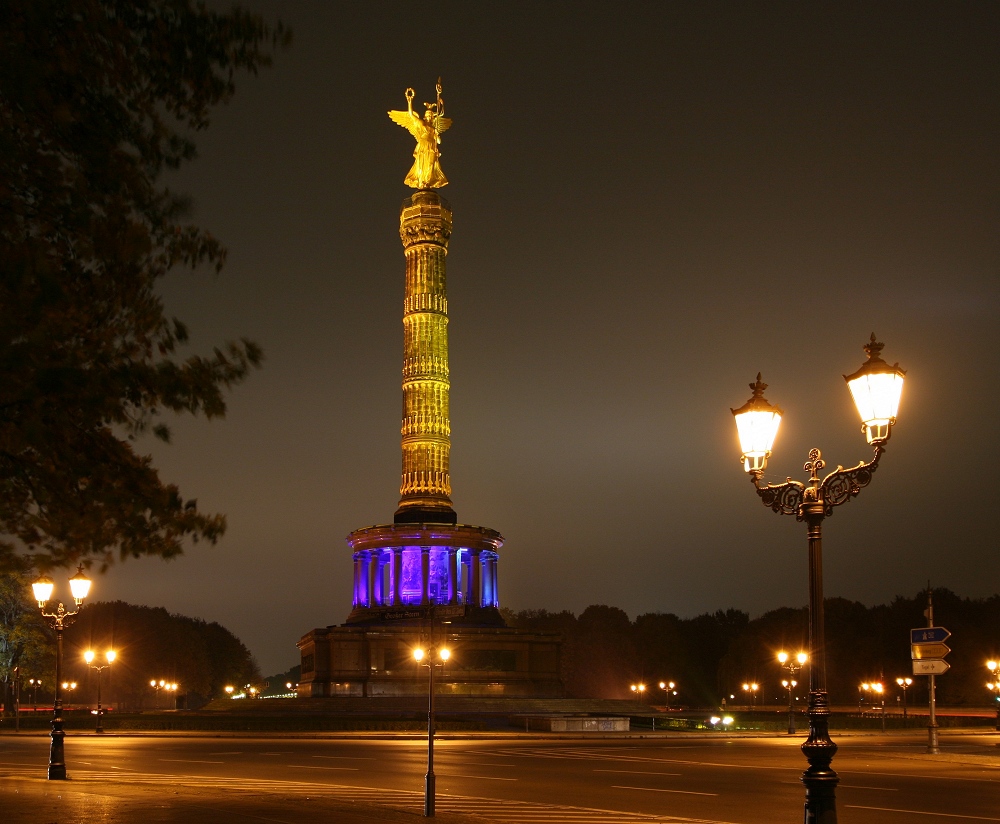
[
  {"x1": 32, "y1": 576, "x2": 54, "y2": 607},
  {"x1": 732, "y1": 374, "x2": 783, "y2": 473},
  {"x1": 844, "y1": 334, "x2": 905, "y2": 444},
  {"x1": 68, "y1": 565, "x2": 92, "y2": 604}
]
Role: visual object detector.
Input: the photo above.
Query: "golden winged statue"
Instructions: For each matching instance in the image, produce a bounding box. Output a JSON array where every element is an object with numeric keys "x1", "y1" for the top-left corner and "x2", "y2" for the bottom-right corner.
[{"x1": 388, "y1": 80, "x2": 452, "y2": 189}]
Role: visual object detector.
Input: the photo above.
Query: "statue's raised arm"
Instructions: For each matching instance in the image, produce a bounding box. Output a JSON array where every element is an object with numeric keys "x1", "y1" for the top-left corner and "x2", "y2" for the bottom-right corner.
[{"x1": 388, "y1": 80, "x2": 451, "y2": 189}]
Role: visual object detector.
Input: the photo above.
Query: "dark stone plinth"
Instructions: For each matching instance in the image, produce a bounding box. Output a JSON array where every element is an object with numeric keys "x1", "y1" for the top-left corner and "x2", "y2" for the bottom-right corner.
[{"x1": 297, "y1": 623, "x2": 563, "y2": 699}]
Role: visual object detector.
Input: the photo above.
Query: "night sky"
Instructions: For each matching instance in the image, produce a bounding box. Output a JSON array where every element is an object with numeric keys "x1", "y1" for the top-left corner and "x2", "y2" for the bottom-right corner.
[{"x1": 98, "y1": 1, "x2": 999, "y2": 675}]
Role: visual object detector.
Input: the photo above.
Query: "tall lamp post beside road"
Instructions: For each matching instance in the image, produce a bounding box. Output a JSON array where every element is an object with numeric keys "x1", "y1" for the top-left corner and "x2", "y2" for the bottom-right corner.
[
  {"x1": 84, "y1": 650, "x2": 116, "y2": 733},
  {"x1": 986, "y1": 661, "x2": 1000, "y2": 730},
  {"x1": 731, "y1": 335, "x2": 905, "y2": 824},
  {"x1": 31, "y1": 566, "x2": 92, "y2": 780},
  {"x1": 414, "y1": 642, "x2": 450, "y2": 817}
]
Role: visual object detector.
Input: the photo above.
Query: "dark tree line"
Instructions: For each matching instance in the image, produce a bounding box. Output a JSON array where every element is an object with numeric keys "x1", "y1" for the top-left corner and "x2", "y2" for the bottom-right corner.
[
  {"x1": 4, "y1": 598, "x2": 259, "y2": 713},
  {"x1": 504, "y1": 589, "x2": 1000, "y2": 708}
]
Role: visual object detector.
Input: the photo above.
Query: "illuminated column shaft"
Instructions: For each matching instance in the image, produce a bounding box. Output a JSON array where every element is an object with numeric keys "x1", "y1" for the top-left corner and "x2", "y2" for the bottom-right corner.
[{"x1": 395, "y1": 191, "x2": 457, "y2": 524}]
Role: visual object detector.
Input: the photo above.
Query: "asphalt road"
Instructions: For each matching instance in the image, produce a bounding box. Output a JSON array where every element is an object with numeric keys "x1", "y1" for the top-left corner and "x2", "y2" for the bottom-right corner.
[{"x1": 2, "y1": 732, "x2": 998, "y2": 823}]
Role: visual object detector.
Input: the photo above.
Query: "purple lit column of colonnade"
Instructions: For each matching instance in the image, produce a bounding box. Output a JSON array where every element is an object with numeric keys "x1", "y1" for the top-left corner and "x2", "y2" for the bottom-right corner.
[{"x1": 351, "y1": 544, "x2": 499, "y2": 609}]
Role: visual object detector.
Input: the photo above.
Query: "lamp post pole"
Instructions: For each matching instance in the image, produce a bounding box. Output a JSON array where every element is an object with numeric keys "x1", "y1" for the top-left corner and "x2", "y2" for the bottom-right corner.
[
  {"x1": 731, "y1": 335, "x2": 905, "y2": 824},
  {"x1": 414, "y1": 612, "x2": 450, "y2": 818},
  {"x1": 31, "y1": 567, "x2": 92, "y2": 780}
]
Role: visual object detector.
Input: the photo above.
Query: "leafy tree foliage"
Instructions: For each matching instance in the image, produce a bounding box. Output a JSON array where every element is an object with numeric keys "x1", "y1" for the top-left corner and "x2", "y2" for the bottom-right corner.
[
  {"x1": 0, "y1": 569, "x2": 54, "y2": 712},
  {"x1": 0, "y1": 0, "x2": 288, "y2": 570}
]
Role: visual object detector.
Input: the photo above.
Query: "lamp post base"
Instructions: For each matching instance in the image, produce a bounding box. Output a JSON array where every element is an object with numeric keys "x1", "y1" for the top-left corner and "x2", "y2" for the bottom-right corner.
[
  {"x1": 48, "y1": 722, "x2": 67, "y2": 780},
  {"x1": 424, "y1": 772, "x2": 435, "y2": 816},
  {"x1": 802, "y1": 690, "x2": 839, "y2": 824}
]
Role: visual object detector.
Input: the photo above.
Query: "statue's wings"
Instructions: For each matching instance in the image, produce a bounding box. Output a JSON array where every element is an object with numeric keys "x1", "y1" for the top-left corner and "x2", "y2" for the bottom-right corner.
[
  {"x1": 434, "y1": 116, "x2": 452, "y2": 136},
  {"x1": 388, "y1": 109, "x2": 421, "y2": 137}
]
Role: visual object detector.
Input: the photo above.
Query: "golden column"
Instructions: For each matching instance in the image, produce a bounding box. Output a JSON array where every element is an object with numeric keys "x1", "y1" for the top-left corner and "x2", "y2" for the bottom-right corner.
[{"x1": 394, "y1": 190, "x2": 457, "y2": 524}]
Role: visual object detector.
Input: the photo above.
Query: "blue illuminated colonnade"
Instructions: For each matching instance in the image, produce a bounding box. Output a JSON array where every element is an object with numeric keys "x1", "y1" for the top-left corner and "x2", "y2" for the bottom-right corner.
[{"x1": 347, "y1": 523, "x2": 502, "y2": 615}]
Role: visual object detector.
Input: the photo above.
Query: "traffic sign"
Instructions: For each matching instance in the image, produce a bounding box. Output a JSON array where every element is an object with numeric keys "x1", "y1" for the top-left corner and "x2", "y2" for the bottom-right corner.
[
  {"x1": 911, "y1": 643, "x2": 950, "y2": 660},
  {"x1": 913, "y1": 659, "x2": 950, "y2": 675},
  {"x1": 911, "y1": 627, "x2": 951, "y2": 644}
]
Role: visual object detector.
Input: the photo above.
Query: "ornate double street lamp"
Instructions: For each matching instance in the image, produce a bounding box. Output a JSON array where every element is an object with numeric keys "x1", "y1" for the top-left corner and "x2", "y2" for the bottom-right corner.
[
  {"x1": 731, "y1": 335, "x2": 905, "y2": 824},
  {"x1": 414, "y1": 640, "x2": 450, "y2": 816},
  {"x1": 742, "y1": 682, "x2": 759, "y2": 710},
  {"x1": 84, "y1": 650, "x2": 116, "y2": 733},
  {"x1": 31, "y1": 566, "x2": 92, "y2": 780},
  {"x1": 986, "y1": 661, "x2": 1000, "y2": 730}
]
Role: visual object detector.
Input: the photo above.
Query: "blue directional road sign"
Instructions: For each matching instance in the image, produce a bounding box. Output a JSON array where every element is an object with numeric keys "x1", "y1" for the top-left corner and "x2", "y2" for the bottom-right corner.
[{"x1": 911, "y1": 627, "x2": 951, "y2": 644}]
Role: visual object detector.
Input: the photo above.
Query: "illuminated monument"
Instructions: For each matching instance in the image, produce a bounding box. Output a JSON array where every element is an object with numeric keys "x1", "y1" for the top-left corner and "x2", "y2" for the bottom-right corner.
[{"x1": 297, "y1": 83, "x2": 560, "y2": 697}]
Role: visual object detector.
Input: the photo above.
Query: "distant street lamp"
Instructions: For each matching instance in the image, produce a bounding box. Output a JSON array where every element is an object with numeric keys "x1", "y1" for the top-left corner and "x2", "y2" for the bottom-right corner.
[
  {"x1": 150, "y1": 679, "x2": 178, "y2": 709},
  {"x1": 31, "y1": 566, "x2": 92, "y2": 779},
  {"x1": 986, "y1": 661, "x2": 1000, "y2": 731},
  {"x1": 658, "y1": 681, "x2": 677, "y2": 709},
  {"x1": 84, "y1": 650, "x2": 116, "y2": 734},
  {"x1": 781, "y1": 679, "x2": 799, "y2": 734},
  {"x1": 732, "y1": 335, "x2": 905, "y2": 824},
  {"x1": 777, "y1": 652, "x2": 808, "y2": 735},
  {"x1": 225, "y1": 685, "x2": 235, "y2": 698},
  {"x1": 742, "y1": 682, "x2": 759, "y2": 710},
  {"x1": 414, "y1": 640, "x2": 450, "y2": 816},
  {"x1": 28, "y1": 678, "x2": 42, "y2": 713},
  {"x1": 630, "y1": 683, "x2": 647, "y2": 698},
  {"x1": 896, "y1": 677, "x2": 913, "y2": 719}
]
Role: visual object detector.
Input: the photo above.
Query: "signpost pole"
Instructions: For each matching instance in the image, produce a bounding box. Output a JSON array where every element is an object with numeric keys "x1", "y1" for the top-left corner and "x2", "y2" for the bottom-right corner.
[{"x1": 925, "y1": 589, "x2": 940, "y2": 755}]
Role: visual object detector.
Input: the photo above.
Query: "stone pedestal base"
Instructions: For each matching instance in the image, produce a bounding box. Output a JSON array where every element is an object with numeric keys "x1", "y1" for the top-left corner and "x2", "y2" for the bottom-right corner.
[{"x1": 297, "y1": 623, "x2": 563, "y2": 699}]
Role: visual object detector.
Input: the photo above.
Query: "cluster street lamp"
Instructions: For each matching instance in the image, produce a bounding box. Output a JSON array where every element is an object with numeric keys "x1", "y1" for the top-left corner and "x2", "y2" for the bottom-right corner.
[
  {"x1": 896, "y1": 677, "x2": 913, "y2": 719},
  {"x1": 658, "y1": 681, "x2": 677, "y2": 709},
  {"x1": 31, "y1": 566, "x2": 93, "y2": 780},
  {"x1": 777, "y1": 652, "x2": 808, "y2": 735},
  {"x1": 150, "y1": 679, "x2": 178, "y2": 708},
  {"x1": 742, "y1": 682, "x2": 760, "y2": 710},
  {"x1": 630, "y1": 683, "x2": 647, "y2": 698},
  {"x1": 986, "y1": 661, "x2": 1000, "y2": 730},
  {"x1": 84, "y1": 650, "x2": 116, "y2": 733},
  {"x1": 731, "y1": 334, "x2": 905, "y2": 824},
  {"x1": 414, "y1": 641, "x2": 450, "y2": 817}
]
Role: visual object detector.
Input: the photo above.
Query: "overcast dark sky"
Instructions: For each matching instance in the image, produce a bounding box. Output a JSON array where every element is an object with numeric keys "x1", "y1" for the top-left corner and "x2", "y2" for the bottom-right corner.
[{"x1": 97, "y1": 1, "x2": 999, "y2": 675}]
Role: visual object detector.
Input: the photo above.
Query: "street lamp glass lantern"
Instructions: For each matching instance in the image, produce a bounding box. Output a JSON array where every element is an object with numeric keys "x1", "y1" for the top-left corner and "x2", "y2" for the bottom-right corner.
[
  {"x1": 68, "y1": 566, "x2": 92, "y2": 604},
  {"x1": 844, "y1": 335, "x2": 905, "y2": 444},
  {"x1": 732, "y1": 374, "x2": 783, "y2": 473},
  {"x1": 106, "y1": 650, "x2": 116, "y2": 664},
  {"x1": 32, "y1": 575, "x2": 54, "y2": 606},
  {"x1": 84, "y1": 650, "x2": 95, "y2": 664}
]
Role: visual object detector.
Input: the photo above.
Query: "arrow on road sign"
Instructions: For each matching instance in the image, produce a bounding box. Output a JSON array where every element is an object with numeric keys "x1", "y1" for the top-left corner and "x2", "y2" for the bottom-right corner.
[
  {"x1": 913, "y1": 659, "x2": 950, "y2": 676},
  {"x1": 911, "y1": 627, "x2": 951, "y2": 644},
  {"x1": 911, "y1": 643, "x2": 951, "y2": 660}
]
